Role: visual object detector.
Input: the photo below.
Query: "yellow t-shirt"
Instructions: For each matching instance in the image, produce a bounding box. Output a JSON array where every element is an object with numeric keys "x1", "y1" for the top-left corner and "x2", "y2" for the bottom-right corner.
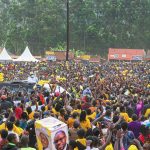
[
  {"x1": 147, "y1": 84, "x2": 150, "y2": 88},
  {"x1": 72, "y1": 109, "x2": 81, "y2": 114},
  {"x1": 0, "y1": 123, "x2": 23, "y2": 135},
  {"x1": 80, "y1": 119, "x2": 91, "y2": 131},
  {"x1": 120, "y1": 113, "x2": 132, "y2": 122},
  {"x1": 52, "y1": 108, "x2": 60, "y2": 116},
  {"x1": 13, "y1": 125, "x2": 24, "y2": 135},
  {"x1": 76, "y1": 138, "x2": 86, "y2": 147},
  {"x1": 87, "y1": 112, "x2": 96, "y2": 121},
  {"x1": 105, "y1": 143, "x2": 114, "y2": 150},
  {"x1": 45, "y1": 105, "x2": 48, "y2": 111},
  {"x1": 0, "y1": 123, "x2": 6, "y2": 131},
  {"x1": 67, "y1": 118, "x2": 75, "y2": 128},
  {"x1": 128, "y1": 145, "x2": 138, "y2": 150},
  {"x1": 103, "y1": 100, "x2": 111, "y2": 104},
  {"x1": 104, "y1": 94, "x2": 109, "y2": 100},
  {"x1": 144, "y1": 108, "x2": 150, "y2": 118},
  {"x1": 28, "y1": 111, "x2": 34, "y2": 120}
]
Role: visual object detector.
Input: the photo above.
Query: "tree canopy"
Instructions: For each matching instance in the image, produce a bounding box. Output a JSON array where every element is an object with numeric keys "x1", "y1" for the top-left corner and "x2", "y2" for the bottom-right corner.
[{"x1": 0, "y1": 0, "x2": 150, "y2": 56}]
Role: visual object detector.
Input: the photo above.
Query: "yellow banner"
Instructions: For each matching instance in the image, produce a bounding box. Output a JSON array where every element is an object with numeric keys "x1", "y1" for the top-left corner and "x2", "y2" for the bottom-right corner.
[
  {"x1": 45, "y1": 51, "x2": 55, "y2": 55},
  {"x1": 80, "y1": 55, "x2": 91, "y2": 60}
]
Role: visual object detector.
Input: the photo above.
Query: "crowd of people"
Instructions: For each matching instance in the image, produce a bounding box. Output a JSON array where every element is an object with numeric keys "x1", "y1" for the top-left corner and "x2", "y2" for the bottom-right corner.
[{"x1": 0, "y1": 61, "x2": 149, "y2": 150}]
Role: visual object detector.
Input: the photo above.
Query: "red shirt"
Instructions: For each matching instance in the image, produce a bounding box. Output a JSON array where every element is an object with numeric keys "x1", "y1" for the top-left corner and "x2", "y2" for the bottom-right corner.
[
  {"x1": 38, "y1": 93, "x2": 45, "y2": 104},
  {"x1": 15, "y1": 107, "x2": 23, "y2": 120},
  {"x1": 138, "y1": 134, "x2": 150, "y2": 144}
]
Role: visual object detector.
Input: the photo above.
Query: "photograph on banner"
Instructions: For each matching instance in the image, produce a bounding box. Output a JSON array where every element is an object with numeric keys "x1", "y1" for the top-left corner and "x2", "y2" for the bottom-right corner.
[
  {"x1": 35, "y1": 117, "x2": 69, "y2": 150},
  {"x1": 51, "y1": 127, "x2": 69, "y2": 150}
]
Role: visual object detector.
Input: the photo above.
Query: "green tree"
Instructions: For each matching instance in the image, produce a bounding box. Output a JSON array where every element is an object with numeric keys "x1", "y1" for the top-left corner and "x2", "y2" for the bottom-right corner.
[{"x1": 0, "y1": 0, "x2": 150, "y2": 56}]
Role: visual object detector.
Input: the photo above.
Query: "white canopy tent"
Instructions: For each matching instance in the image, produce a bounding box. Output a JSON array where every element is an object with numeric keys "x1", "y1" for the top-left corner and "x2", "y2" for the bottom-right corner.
[
  {"x1": 14, "y1": 46, "x2": 39, "y2": 62},
  {"x1": 0, "y1": 47, "x2": 13, "y2": 61}
]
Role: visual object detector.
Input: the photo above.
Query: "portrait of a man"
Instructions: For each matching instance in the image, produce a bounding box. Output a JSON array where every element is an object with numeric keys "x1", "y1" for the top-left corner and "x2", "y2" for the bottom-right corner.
[{"x1": 54, "y1": 130, "x2": 69, "y2": 150}]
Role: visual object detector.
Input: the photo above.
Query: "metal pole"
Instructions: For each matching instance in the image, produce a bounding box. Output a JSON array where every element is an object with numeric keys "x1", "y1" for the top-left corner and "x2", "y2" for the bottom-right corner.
[{"x1": 66, "y1": 0, "x2": 69, "y2": 61}]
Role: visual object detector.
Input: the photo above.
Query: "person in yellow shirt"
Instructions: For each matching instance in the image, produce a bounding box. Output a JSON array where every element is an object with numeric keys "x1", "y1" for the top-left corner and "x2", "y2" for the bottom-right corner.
[
  {"x1": 26, "y1": 107, "x2": 35, "y2": 120},
  {"x1": 76, "y1": 129, "x2": 86, "y2": 149},
  {"x1": 72, "y1": 104, "x2": 82, "y2": 115},
  {"x1": 144, "y1": 108, "x2": 150, "y2": 118},
  {"x1": 128, "y1": 139, "x2": 144, "y2": 150},
  {"x1": 128, "y1": 145, "x2": 138, "y2": 150},
  {"x1": 10, "y1": 116, "x2": 24, "y2": 135},
  {"x1": 79, "y1": 111, "x2": 91, "y2": 131},
  {"x1": 105, "y1": 143, "x2": 114, "y2": 150},
  {"x1": 86, "y1": 109, "x2": 96, "y2": 121},
  {"x1": 45, "y1": 105, "x2": 49, "y2": 111},
  {"x1": 52, "y1": 107, "x2": 59, "y2": 116},
  {"x1": 0, "y1": 122, "x2": 23, "y2": 136},
  {"x1": 67, "y1": 112, "x2": 78, "y2": 128},
  {"x1": 120, "y1": 106, "x2": 132, "y2": 122},
  {"x1": 52, "y1": 103, "x2": 62, "y2": 116},
  {"x1": 13, "y1": 123, "x2": 24, "y2": 136}
]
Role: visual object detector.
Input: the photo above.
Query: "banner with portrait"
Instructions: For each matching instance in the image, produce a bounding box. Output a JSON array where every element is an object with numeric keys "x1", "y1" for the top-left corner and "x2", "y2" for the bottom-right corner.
[{"x1": 35, "y1": 117, "x2": 69, "y2": 150}]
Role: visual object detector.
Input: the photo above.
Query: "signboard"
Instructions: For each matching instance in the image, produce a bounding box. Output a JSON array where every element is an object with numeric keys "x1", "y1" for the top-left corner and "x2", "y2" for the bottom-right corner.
[
  {"x1": 114, "y1": 54, "x2": 119, "y2": 58},
  {"x1": 132, "y1": 56, "x2": 142, "y2": 60},
  {"x1": 122, "y1": 54, "x2": 126, "y2": 58},
  {"x1": 80, "y1": 55, "x2": 91, "y2": 60},
  {"x1": 47, "y1": 56, "x2": 56, "y2": 61},
  {"x1": 45, "y1": 51, "x2": 55, "y2": 55}
]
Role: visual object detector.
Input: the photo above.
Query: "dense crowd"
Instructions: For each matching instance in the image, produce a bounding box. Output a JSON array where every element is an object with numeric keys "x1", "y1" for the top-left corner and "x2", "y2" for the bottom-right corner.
[{"x1": 0, "y1": 61, "x2": 149, "y2": 150}]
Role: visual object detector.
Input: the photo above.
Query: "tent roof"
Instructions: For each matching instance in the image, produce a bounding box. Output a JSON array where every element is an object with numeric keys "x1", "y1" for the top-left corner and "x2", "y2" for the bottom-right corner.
[
  {"x1": 14, "y1": 46, "x2": 39, "y2": 62},
  {"x1": 0, "y1": 47, "x2": 13, "y2": 61}
]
